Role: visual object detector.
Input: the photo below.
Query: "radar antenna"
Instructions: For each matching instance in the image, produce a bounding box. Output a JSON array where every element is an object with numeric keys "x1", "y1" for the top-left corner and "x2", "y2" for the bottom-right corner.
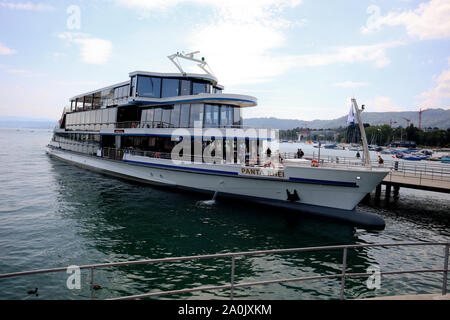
[{"x1": 167, "y1": 51, "x2": 215, "y2": 77}]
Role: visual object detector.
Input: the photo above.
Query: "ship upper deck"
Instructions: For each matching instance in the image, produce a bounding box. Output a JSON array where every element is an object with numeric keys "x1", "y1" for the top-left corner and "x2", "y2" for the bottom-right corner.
[{"x1": 67, "y1": 71, "x2": 256, "y2": 113}]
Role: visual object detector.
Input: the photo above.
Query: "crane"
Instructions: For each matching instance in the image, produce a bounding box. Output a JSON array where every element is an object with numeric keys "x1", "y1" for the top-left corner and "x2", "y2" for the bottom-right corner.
[
  {"x1": 402, "y1": 117, "x2": 411, "y2": 127},
  {"x1": 418, "y1": 108, "x2": 428, "y2": 130},
  {"x1": 389, "y1": 119, "x2": 398, "y2": 127}
]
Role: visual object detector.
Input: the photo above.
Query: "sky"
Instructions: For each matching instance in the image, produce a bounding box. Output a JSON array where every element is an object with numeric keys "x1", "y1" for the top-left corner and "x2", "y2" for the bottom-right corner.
[{"x1": 0, "y1": 0, "x2": 449, "y2": 121}]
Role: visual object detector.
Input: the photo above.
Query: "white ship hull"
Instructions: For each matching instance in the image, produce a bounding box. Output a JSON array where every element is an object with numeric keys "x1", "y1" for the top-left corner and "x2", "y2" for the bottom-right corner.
[{"x1": 46, "y1": 146, "x2": 389, "y2": 228}]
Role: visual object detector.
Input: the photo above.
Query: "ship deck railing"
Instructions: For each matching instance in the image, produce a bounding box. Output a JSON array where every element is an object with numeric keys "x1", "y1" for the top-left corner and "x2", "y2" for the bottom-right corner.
[
  {"x1": 64, "y1": 120, "x2": 272, "y2": 131},
  {"x1": 281, "y1": 152, "x2": 450, "y2": 182},
  {"x1": 0, "y1": 242, "x2": 448, "y2": 300}
]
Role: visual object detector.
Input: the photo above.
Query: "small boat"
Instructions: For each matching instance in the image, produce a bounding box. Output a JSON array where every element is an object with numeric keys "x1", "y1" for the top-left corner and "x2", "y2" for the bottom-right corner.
[
  {"x1": 402, "y1": 155, "x2": 422, "y2": 161},
  {"x1": 440, "y1": 156, "x2": 450, "y2": 163}
]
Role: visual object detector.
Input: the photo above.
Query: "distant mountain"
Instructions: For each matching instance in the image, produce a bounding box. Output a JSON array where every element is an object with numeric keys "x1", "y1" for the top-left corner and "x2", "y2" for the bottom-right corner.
[
  {"x1": 0, "y1": 116, "x2": 56, "y2": 129},
  {"x1": 244, "y1": 108, "x2": 450, "y2": 130}
]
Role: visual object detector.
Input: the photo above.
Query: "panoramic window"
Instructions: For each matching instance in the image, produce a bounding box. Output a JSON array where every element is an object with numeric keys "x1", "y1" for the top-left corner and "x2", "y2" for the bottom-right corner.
[
  {"x1": 214, "y1": 87, "x2": 222, "y2": 94},
  {"x1": 153, "y1": 107, "x2": 162, "y2": 126},
  {"x1": 162, "y1": 78, "x2": 180, "y2": 98},
  {"x1": 170, "y1": 104, "x2": 181, "y2": 127},
  {"x1": 233, "y1": 107, "x2": 242, "y2": 126},
  {"x1": 161, "y1": 106, "x2": 172, "y2": 126},
  {"x1": 93, "y1": 92, "x2": 101, "y2": 109},
  {"x1": 192, "y1": 81, "x2": 207, "y2": 95},
  {"x1": 84, "y1": 95, "x2": 92, "y2": 110},
  {"x1": 204, "y1": 104, "x2": 219, "y2": 127},
  {"x1": 220, "y1": 105, "x2": 233, "y2": 127},
  {"x1": 179, "y1": 104, "x2": 190, "y2": 127},
  {"x1": 137, "y1": 76, "x2": 161, "y2": 98},
  {"x1": 180, "y1": 80, "x2": 191, "y2": 96},
  {"x1": 190, "y1": 104, "x2": 204, "y2": 127}
]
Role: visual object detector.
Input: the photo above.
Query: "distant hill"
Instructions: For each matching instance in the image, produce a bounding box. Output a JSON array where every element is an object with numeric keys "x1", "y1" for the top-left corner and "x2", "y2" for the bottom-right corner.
[
  {"x1": 0, "y1": 116, "x2": 56, "y2": 129},
  {"x1": 244, "y1": 108, "x2": 450, "y2": 130}
]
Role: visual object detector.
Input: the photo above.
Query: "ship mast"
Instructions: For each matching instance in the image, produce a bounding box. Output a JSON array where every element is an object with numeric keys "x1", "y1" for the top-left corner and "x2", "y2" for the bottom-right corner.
[
  {"x1": 351, "y1": 98, "x2": 371, "y2": 169},
  {"x1": 167, "y1": 51, "x2": 215, "y2": 77}
]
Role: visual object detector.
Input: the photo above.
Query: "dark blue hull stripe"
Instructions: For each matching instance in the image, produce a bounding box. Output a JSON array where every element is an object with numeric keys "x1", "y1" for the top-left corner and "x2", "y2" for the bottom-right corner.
[
  {"x1": 123, "y1": 159, "x2": 239, "y2": 176},
  {"x1": 123, "y1": 158, "x2": 358, "y2": 187},
  {"x1": 289, "y1": 177, "x2": 358, "y2": 188}
]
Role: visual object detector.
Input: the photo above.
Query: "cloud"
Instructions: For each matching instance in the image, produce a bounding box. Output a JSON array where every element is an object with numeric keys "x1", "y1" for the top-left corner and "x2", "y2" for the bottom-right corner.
[
  {"x1": 0, "y1": 1, "x2": 54, "y2": 11},
  {"x1": 113, "y1": 0, "x2": 400, "y2": 85},
  {"x1": 58, "y1": 33, "x2": 112, "y2": 64},
  {"x1": 334, "y1": 81, "x2": 369, "y2": 88},
  {"x1": 419, "y1": 59, "x2": 450, "y2": 107},
  {"x1": 73, "y1": 38, "x2": 112, "y2": 64},
  {"x1": 0, "y1": 43, "x2": 16, "y2": 55},
  {"x1": 370, "y1": 96, "x2": 405, "y2": 112},
  {"x1": 361, "y1": 0, "x2": 450, "y2": 40}
]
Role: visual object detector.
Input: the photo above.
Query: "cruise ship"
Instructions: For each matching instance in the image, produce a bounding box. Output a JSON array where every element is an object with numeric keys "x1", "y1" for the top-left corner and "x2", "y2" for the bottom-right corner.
[{"x1": 47, "y1": 52, "x2": 390, "y2": 229}]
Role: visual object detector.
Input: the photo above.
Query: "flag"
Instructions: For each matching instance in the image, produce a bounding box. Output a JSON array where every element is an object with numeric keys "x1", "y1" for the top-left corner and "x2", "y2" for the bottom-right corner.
[{"x1": 347, "y1": 105, "x2": 355, "y2": 125}]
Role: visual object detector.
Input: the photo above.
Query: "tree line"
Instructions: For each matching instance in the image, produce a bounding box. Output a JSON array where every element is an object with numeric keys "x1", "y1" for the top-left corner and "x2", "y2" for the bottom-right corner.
[{"x1": 280, "y1": 124, "x2": 450, "y2": 148}]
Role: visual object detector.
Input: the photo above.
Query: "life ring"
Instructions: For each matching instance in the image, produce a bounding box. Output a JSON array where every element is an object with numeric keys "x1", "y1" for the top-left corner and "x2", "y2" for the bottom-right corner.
[
  {"x1": 311, "y1": 159, "x2": 319, "y2": 167},
  {"x1": 154, "y1": 152, "x2": 160, "y2": 158}
]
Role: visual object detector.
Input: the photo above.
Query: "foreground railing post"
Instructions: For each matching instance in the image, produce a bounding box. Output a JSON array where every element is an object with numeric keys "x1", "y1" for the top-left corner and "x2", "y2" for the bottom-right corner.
[
  {"x1": 230, "y1": 256, "x2": 235, "y2": 300},
  {"x1": 443, "y1": 243, "x2": 449, "y2": 296},
  {"x1": 340, "y1": 247, "x2": 347, "y2": 300},
  {"x1": 91, "y1": 267, "x2": 95, "y2": 300}
]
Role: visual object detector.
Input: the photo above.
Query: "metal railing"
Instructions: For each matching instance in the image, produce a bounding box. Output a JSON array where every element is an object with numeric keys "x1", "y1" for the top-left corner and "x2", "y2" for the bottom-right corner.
[
  {"x1": 281, "y1": 152, "x2": 450, "y2": 182},
  {"x1": 0, "y1": 242, "x2": 448, "y2": 300}
]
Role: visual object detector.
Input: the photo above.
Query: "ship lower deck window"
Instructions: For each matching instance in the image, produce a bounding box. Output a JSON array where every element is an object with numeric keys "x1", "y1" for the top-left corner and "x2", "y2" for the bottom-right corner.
[
  {"x1": 204, "y1": 104, "x2": 219, "y2": 127},
  {"x1": 190, "y1": 104, "x2": 204, "y2": 127},
  {"x1": 170, "y1": 104, "x2": 181, "y2": 127},
  {"x1": 179, "y1": 104, "x2": 190, "y2": 127}
]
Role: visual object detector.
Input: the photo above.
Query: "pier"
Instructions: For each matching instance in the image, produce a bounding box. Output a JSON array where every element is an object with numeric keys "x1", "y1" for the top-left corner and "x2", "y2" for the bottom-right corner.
[{"x1": 376, "y1": 161, "x2": 450, "y2": 199}]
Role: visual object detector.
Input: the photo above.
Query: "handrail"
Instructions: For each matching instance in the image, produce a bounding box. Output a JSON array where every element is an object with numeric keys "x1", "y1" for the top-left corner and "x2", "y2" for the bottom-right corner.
[{"x1": 1, "y1": 242, "x2": 448, "y2": 300}]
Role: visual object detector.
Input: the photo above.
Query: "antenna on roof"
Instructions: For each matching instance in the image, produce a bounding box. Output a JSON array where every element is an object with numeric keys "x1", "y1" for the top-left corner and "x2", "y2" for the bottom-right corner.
[{"x1": 167, "y1": 51, "x2": 215, "y2": 77}]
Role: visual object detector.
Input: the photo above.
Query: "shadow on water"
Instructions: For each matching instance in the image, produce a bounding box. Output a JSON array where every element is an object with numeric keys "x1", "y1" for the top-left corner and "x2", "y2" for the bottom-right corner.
[{"x1": 43, "y1": 157, "x2": 384, "y2": 299}]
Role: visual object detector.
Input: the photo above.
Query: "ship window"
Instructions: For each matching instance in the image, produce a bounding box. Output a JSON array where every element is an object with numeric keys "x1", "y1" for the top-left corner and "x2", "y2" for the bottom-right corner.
[
  {"x1": 93, "y1": 92, "x2": 101, "y2": 109},
  {"x1": 84, "y1": 95, "x2": 92, "y2": 111},
  {"x1": 192, "y1": 81, "x2": 207, "y2": 95},
  {"x1": 214, "y1": 87, "x2": 222, "y2": 94},
  {"x1": 153, "y1": 107, "x2": 162, "y2": 127},
  {"x1": 170, "y1": 104, "x2": 181, "y2": 127},
  {"x1": 204, "y1": 104, "x2": 219, "y2": 128},
  {"x1": 161, "y1": 106, "x2": 172, "y2": 127},
  {"x1": 130, "y1": 76, "x2": 136, "y2": 97},
  {"x1": 137, "y1": 76, "x2": 161, "y2": 98},
  {"x1": 76, "y1": 98, "x2": 83, "y2": 111},
  {"x1": 141, "y1": 108, "x2": 154, "y2": 126},
  {"x1": 101, "y1": 88, "x2": 114, "y2": 107},
  {"x1": 180, "y1": 80, "x2": 191, "y2": 96},
  {"x1": 220, "y1": 105, "x2": 233, "y2": 127},
  {"x1": 233, "y1": 107, "x2": 242, "y2": 126},
  {"x1": 179, "y1": 104, "x2": 190, "y2": 127},
  {"x1": 190, "y1": 103, "x2": 204, "y2": 127},
  {"x1": 162, "y1": 78, "x2": 180, "y2": 98}
]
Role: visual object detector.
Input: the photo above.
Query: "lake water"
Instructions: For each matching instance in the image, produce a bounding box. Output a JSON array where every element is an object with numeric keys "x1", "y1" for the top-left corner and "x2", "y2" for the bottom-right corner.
[{"x1": 0, "y1": 128, "x2": 449, "y2": 300}]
